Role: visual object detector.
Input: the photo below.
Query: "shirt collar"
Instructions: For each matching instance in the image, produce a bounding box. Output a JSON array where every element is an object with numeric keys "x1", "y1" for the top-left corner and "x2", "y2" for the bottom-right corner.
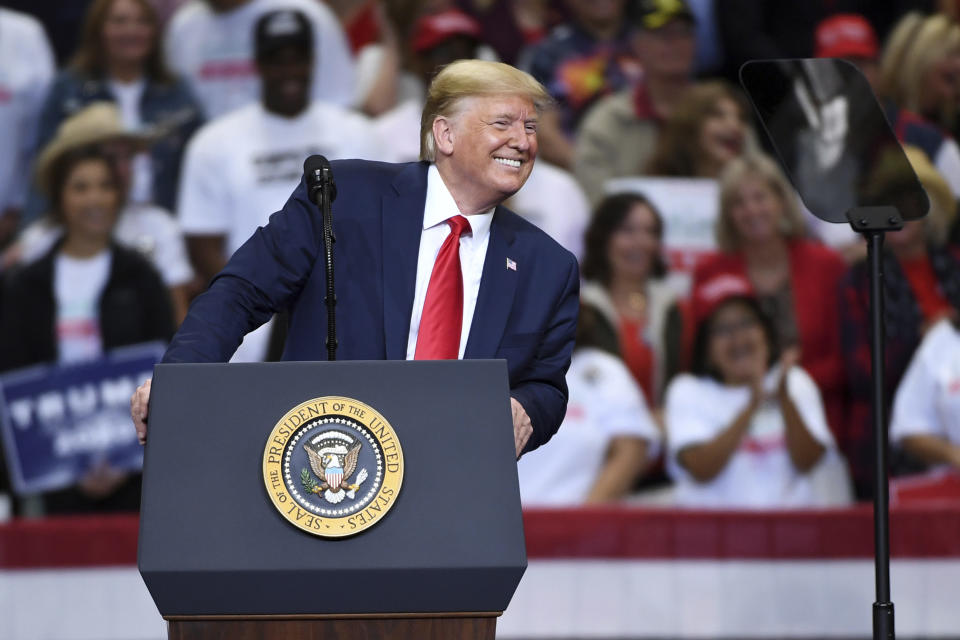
[{"x1": 424, "y1": 163, "x2": 494, "y2": 240}]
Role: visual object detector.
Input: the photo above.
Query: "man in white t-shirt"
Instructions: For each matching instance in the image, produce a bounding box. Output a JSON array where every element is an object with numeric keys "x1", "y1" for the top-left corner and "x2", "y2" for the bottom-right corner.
[
  {"x1": 891, "y1": 319, "x2": 960, "y2": 470},
  {"x1": 164, "y1": 0, "x2": 355, "y2": 119},
  {"x1": 0, "y1": 8, "x2": 54, "y2": 246},
  {"x1": 177, "y1": 9, "x2": 378, "y2": 362}
]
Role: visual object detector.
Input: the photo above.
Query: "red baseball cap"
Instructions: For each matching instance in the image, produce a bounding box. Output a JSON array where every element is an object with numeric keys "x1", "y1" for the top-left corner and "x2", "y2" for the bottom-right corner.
[
  {"x1": 411, "y1": 9, "x2": 482, "y2": 54},
  {"x1": 691, "y1": 273, "x2": 755, "y2": 329},
  {"x1": 815, "y1": 14, "x2": 879, "y2": 60}
]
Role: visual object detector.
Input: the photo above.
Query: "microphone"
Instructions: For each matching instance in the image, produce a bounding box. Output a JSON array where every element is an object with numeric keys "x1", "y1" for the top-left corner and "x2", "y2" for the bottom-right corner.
[
  {"x1": 302, "y1": 155, "x2": 338, "y2": 360},
  {"x1": 303, "y1": 155, "x2": 337, "y2": 206}
]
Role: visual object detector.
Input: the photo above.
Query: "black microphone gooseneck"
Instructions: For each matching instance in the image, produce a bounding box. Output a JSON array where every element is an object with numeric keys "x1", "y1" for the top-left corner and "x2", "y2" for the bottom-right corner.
[{"x1": 303, "y1": 155, "x2": 338, "y2": 361}]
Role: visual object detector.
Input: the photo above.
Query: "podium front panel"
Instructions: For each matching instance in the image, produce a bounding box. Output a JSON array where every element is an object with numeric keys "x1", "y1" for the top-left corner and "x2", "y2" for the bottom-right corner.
[{"x1": 138, "y1": 360, "x2": 526, "y2": 616}]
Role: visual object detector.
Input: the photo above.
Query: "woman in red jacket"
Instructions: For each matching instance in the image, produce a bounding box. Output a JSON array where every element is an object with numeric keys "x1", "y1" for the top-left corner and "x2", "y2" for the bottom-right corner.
[{"x1": 691, "y1": 153, "x2": 848, "y2": 438}]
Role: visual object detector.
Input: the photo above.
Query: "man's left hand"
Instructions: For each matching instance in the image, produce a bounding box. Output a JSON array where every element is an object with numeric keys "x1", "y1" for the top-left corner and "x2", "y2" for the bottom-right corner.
[{"x1": 511, "y1": 397, "x2": 532, "y2": 459}]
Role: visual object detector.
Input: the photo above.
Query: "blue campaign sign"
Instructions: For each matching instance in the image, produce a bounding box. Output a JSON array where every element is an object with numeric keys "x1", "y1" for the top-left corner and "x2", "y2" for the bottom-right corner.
[{"x1": 0, "y1": 342, "x2": 165, "y2": 495}]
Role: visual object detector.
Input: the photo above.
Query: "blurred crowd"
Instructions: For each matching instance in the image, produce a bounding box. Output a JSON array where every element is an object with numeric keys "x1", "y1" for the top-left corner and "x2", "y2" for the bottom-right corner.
[{"x1": 1, "y1": 0, "x2": 959, "y2": 518}]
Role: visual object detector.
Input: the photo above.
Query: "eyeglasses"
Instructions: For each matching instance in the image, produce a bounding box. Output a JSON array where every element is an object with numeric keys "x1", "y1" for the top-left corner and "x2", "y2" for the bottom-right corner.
[{"x1": 709, "y1": 316, "x2": 759, "y2": 337}]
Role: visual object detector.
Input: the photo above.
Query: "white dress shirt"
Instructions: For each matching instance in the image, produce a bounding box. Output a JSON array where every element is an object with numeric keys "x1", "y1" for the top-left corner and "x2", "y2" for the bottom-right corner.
[{"x1": 406, "y1": 164, "x2": 493, "y2": 359}]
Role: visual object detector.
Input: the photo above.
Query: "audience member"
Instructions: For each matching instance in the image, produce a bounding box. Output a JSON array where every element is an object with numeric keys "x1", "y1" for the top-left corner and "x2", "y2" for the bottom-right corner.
[
  {"x1": 176, "y1": 9, "x2": 378, "y2": 362},
  {"x1": 6, "y1": 103, "x2": 194, "y2": 323},
  {"x1": 520, "y1": 0, "x2": 640, "y2": 169},
  {"x1": 692, "y1": 154, "x2": 847, "y2": 438},
  {"x1": 0, "y1": 8, "x2": 55, "y2": 247},
  {"x1": 644, "y1": 81, "x2": 749, "y2": 179},
  {"x1": 33, "y1": 0, "x2": 204, "y2": 219},
  {"x1": 879, "y1": 12, "x2": 960, "y2": 143},
  {"x1": 581, "y1": 193, "x2": 678, "y2": 405},
  {"x1": 345, "y1": 1, "x2": 402, "y2": 116},
  {"x1": 518, "y1": 304, "x2": 660, "y2": 505},
  {"x1": 0, "y1": 145, "x2": 173, "y2": 515},
  {"x1": 840, "y1": 146, "x2": 960, "y2": 499},
  {"x1": 163, "y1": 0, "x2": 355, "y2": 119},
  {"x1": 890, "y1": 318, "x2": 960, "y2": 472},
  {"x1": 666, "y1": 274, "x2": 848, "y2": 508},
  {"x1": 573, "y1": 1, "x2": 696, "y2": 205}
]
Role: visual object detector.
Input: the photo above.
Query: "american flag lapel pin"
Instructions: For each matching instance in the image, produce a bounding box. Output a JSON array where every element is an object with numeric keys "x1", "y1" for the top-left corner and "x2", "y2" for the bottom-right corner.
[{"x1": 506, "y1": 257, "x2": 517, "y2": 271}]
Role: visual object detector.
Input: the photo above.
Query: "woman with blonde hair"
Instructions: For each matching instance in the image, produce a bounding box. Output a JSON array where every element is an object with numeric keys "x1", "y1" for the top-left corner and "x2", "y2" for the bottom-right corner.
[
  {"x1": 645, "y1": 81, "x2": 750, "y2": 179},
  {"x1": 691, "y1": 153, "x2": 847, "y2": 441},
  {"x1": 879, "y1": 12, "x2": 960, "y2": 135},
  {"x1": 34, "y1": 0, "x2": 203, "y2": 212}
]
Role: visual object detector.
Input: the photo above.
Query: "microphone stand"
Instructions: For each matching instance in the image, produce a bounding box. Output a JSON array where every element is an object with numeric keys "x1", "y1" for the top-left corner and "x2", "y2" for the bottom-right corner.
[
  {"x1": 304, "y1": 157, "x2": 338, "y2": 361},
  {"x1": 847, "y1": 206, "x2": 902, "y2": 640}
]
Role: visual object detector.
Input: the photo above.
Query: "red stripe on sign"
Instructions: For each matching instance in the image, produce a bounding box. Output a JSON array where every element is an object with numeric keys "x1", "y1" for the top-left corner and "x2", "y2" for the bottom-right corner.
[
  {"x1": 522, "y1": 504, "x2": 960, "y2": 559},
  {"x1": 0, "y1": 514, "x2": 139, "y2": 569},
  {"x1": 1, "y1": 505, "x2": 960, "y2": 569}
]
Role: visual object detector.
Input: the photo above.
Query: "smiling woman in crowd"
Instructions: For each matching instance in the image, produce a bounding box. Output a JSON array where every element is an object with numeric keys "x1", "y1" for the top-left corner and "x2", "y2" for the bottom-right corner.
[
  {"x1": 0, "y1": 142, "x2": 173, "y2": 515},
  {"x1": 580, "y1": 192, "x2": 679, "y2": 406},
  {"x1": 644, "y1": 81, "x2": 749, "y2": 179},
  {"x1": 692, "y1": 153, "x2": 848, "y2": 442},
  {"x1": 665, "y1": 275, "x2": 847, "y2": 508}
]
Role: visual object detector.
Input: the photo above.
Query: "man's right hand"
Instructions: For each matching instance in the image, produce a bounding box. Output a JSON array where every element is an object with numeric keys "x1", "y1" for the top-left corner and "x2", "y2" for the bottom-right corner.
[{"x1": 130, "y1": 378, "x2": 152, "y2": 445}]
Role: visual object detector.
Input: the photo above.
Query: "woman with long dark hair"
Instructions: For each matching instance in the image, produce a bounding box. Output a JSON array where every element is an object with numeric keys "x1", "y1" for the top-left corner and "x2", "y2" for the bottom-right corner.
[
  {"x1": 580, "y1": 192, "x2": 678, "y2": 404},
  {"x1": 665, "y1": 275, "x2": 847, "y2": 507}
]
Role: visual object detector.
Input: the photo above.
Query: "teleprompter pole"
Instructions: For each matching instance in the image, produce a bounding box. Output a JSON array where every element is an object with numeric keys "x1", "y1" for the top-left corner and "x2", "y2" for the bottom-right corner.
[{"x1": 848, "y1": 207, "x2": 901, "y2": 640}]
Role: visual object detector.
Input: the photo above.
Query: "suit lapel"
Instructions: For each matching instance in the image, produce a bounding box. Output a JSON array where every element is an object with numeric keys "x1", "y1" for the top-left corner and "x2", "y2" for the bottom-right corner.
[
  {"x1": 381, "y1": 163, "x2": 429, "y2": 360},
  {"x1": 465, "y1": 206, "x2": 518, "y2": 358}
]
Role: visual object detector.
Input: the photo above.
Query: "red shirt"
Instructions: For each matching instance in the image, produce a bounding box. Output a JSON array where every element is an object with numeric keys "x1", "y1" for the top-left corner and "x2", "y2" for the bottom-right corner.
[
  {"x1": 618, "y1": 316, "x2": 654, "y2": 404},
  {"x1": 900, "y1": 255, "x2": 953, "y2": 320}
]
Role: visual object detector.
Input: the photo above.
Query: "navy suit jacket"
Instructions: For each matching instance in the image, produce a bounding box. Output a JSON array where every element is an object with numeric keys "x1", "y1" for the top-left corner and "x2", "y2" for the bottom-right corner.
[{"x1": 164, "y1": 160, "x2": 579, "y2": 452}]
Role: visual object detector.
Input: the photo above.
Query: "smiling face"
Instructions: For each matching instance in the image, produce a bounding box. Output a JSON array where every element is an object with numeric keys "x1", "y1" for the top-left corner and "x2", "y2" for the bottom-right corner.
[
  {"x1": 727, "y1": 176, "x2": 784, "y2": 245},
  {"x1": 60, "y1": 158, "x2": 121, "y2": 248},
  {"x1": 707, "y1": 299, "x2": 770, "y2": 386},
  {"x1": 101, "y1": 0, "x2": 155, "y2": 68},
  {"x1": 607, "y1": 203, "x2": 661, "y2": 282},
  {"x1": 435, "y1": 94, "x2": 538, "y2": 211},
  {"x1": 698, "y1": 96, "x2": 746, "y2": 176},
  {"x1": 258, "y1": 45, "x2": 312, "y2": 116}
]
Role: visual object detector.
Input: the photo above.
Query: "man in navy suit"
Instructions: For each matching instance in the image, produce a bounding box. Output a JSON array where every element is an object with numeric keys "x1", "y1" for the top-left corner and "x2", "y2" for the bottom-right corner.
[{"x1": 131, "y1": 60, "x2": 579, "y2": 456}]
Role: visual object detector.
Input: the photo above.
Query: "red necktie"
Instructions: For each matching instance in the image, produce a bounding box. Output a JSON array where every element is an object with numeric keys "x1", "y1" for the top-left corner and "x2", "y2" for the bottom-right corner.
[{"x1": 414, "y1": 215, "x2": 471, "y2": 360}]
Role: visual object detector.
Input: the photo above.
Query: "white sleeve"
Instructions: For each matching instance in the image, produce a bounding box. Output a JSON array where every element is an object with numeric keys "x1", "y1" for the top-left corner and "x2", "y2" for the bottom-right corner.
[
  {"x1": 305, "y1": 0, "x2": 356, "y2": 107},
  {"x1": 344, "y1": 113, "x2": 381, "y2": 161},
  {"x1": 890, "y1": 343, "x2": 941, "y2": 441},
  {"x1": 592, "y1": 354, "x2": 661, "y2": 454},
  {"x1": 162, "y1": 8, "x2": 189, "y2": 77},
  {"x1": 9, "y1": 19, "x2": 54, "y2": 208},
  {"x1": 553, "y1": 171, "x2": 589, "y2": 261},
  {"x1": 142, "y1": 209, "x2": 195, "y2": 287},
  {"x1": 786, "y1": 367, "x2": 835, "y2": 448},
  {"x1": 176, "y1": 130, "x2": 231, "y2": 236},
  {"x1": 934, "y1": 137, "x2": 960, "y2": 199},
  {"x1": 665, "y1": 375, "x2": 718, "y2": 454}
]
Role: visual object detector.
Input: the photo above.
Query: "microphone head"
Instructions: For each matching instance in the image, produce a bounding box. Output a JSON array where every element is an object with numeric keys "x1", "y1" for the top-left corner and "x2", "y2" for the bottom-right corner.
[
  {"x1": 303, "y1": 154, "x2": 330, "y2": 176},
  {"x1": 303, "y1": 155, "x2": 336, "y2": 203}
]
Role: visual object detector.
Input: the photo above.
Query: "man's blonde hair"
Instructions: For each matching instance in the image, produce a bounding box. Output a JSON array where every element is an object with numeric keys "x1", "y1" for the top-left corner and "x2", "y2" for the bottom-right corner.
[
  {"x1": 715, "y1": 153, "x2": 807, "y2": 252},
  {"x1": 419, "y1": 60, "x2": 552, "y2": 161}
]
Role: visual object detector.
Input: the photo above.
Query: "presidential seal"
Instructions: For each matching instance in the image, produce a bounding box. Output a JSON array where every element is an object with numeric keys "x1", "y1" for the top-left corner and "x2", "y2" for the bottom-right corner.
[{"x1": 262, "y1": 396, "x2": 403, "y2": 538}]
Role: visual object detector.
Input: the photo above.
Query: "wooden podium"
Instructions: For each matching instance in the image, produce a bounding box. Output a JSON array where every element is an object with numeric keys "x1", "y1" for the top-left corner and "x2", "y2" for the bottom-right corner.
[{"x1": 138, "y1": 361, "x2": 526, "y2": 640}]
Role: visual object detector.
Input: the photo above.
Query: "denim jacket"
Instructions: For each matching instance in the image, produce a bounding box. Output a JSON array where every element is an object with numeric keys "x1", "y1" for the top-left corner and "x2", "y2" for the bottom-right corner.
[{"x1": 27, "y1": 69, "x2": 205, "y2": 221}]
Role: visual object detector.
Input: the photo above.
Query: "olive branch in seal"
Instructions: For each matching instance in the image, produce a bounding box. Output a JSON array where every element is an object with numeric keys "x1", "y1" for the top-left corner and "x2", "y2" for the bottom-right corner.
[{"x1": 300, "y1": 468, "x2": 320, "y2": 493}]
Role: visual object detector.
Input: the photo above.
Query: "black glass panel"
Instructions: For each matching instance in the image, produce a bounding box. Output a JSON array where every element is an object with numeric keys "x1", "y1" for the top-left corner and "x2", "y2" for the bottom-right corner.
[{"x1": 740, "y1": 58, "x2": 928, "y2": 223}]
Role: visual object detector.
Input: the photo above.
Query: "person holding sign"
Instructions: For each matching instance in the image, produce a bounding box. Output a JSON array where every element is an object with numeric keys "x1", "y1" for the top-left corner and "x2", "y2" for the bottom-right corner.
[{"x1": 0, "y1": 140, "x2": 173, "y2": 514}]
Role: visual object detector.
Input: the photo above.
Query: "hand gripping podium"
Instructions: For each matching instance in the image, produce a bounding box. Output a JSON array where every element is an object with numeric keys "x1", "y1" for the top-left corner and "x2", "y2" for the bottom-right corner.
[{"x1": 138, "y1": 360, "x2": 527, "y2": 640}]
